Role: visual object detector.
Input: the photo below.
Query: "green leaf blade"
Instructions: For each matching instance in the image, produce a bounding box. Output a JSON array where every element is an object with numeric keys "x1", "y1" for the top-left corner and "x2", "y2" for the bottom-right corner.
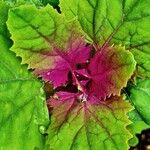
[
  {"x1": 130, "y1": 78, "x2": 150, "y2": 125},
  {"x1": 7, "y1": 4, "x2": 73, "y2": 69},
  {"x1": 60, "y1": 0, "x2": 79, "y2": 20},
  {"x1": 0, "y1": 80, "x2": 44, "y2": 150},
  {"x1": 0, "y1": 2, "x2": 49, "y2": 149},
  {"x1": 60, "y1": 0, "x2": 150, "y2": 76},
  {"x1": 45, "y1": 96, "x2": 132, "y2": 150}
]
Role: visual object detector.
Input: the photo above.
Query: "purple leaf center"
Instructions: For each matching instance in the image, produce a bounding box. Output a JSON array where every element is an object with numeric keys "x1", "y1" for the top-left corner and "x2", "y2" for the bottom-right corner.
[{"x1": 37, "y1": 39, "x2": 134, "y2": 105}]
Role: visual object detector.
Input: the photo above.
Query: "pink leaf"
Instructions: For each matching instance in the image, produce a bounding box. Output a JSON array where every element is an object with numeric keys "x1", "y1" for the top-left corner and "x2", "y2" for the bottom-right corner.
[
  {"x1": 36, "y1": 38, "x2": 91, "y2": 87},
  {"x1": 88, "y1": 46, "x2": 136, "y2": 100}
]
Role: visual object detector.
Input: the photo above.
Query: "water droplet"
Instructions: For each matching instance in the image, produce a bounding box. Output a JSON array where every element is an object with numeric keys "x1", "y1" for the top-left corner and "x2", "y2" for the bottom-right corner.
[
  {"x1": 86, "y1": 60, "x2": 89, "y2": 63},
  {"x1": 39, "y1": 126, "x2": 46, "y2": 134},
  {"x1": 47, "y1": 72, "x2": 50, "y2": 76}
]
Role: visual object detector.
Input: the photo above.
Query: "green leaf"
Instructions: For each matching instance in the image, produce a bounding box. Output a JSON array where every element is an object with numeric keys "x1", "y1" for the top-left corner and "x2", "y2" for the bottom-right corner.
[
  {"x1": 129, "y1": 78, "x2": 150, "y2": 125},
  {"x1": 128, "y1": 121, "x2": 149, "y2": 146},
  {"x1": 127, "y1": 104, "x2": 150, "y2": 146},
  {"x1": 45, "y1": 96, "x2": 132, "y2": 150},
  {"x1": 60, "y1": 0, "x2": 79, "y2": 20},
  {"x1": 128, "y1": 109, "x2": 143, "y2": 122},
  {"x1": 0, "y1": 2, "x2": 10, "y2": 38},
  {"x1": 7, "y1": 4, "x2": 77, "y2": 69},
  {"x1": 61, "y1": 0, "x2": 123, "y2": 44},
  {"x1": 3, "y1": 0, "x2": 60, "y2": 7},
  {"x1": 124, "y1": 81, "x2": 150, "y2": 146},
  {"x1": 0, "y1": 2, "x2": 49, "y2": 149},
  {"x1": 60, "y1": 0, "x2": 150, "y2": 77},
  {"x1": 2, "y1": 0, "x2": 43, "y2": 6}
]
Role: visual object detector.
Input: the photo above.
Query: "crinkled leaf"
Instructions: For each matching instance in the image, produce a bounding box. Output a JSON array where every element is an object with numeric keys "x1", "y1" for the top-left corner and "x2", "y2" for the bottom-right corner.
[
  {"x1": 129, "y1": 78, "x2": 150, "y2": 125},
  {"x1": 60, "y1": 0, "x2": 150, "y2": 77},
  {"x1": 0, "y1": 2, "x2": 49, "y2": 149},
  {"x1": 7, "y1": 4, "x2": 79, "y2": 69},
  {"x1": 88, "y1": 46, "x2": 136, "y2": 100},
  {"x1": 36, "y1": 39, "x2": 91, "y2": 87},
  {"x1": 45, "y1": 93, "x2": 132, "y2": 150}
]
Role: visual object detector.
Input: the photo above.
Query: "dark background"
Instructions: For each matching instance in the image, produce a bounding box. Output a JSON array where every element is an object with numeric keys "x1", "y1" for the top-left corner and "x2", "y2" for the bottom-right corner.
[{"x1": 130, "y1": 129, "x2": 150, "y2": 150}]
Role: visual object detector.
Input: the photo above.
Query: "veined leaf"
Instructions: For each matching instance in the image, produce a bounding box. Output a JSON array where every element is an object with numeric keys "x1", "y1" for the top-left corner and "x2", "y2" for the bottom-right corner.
[
  {"x1": 7, "y1": 4, "x2": 80, "y2": 69},
  {"x1": 60, "y1": 0, "x2": 150, "y2": 77},
  {"x1": 5, "y1": 0, "x2": 150, "y2": 149},
  {"x1": 88, "y1": 46, "x2": 136, "y2": 100},
  {"x1": 45, "y1": 92, "x2": 132, "y2": 150},
  {"x1": 35, "y1": 42, "x2": 136, "y2": 100},
  {"x1": 35, "y1": 38, "x2": 91, "y2": 88},
  {"x1": 129, "y1": 78, "x2": 150, "y2": 125},
  {"x1": 0, "y1": 2, "x2": 49, "y2": 149},
  {"x1": 60, "y1": 0, "x2": 79, "y2": 20}
]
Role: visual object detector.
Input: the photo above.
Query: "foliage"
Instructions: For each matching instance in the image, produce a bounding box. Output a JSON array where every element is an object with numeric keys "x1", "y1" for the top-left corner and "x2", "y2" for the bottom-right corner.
[{"x1": 0, "y1": 0, "x2": 150, "y2": 149}]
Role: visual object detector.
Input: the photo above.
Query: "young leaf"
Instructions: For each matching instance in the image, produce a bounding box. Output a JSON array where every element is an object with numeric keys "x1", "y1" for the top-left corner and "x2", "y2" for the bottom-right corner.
[
  {"x1": 129, "y1": 78, "x2": 150, "y2": 125},
  {"x1": 45, "y1": 92, "x2": 132, "y2": 150},
  {"x1": 60, "y1": 0, "x2": 150, "y2": 77},
  {"x1": 36, "y1": 39, "x2": 91, "y2": 87},
  {"x1": 0, "y1": 2, "x2": 49, "y2": 149},
  {"x1": 7, "y1": 4, "x2": 79, "y2": 69},
  {"x1": 88, "y1": 46, "x2": 136, "y2": 100},
  {"x1": 35, "y1": 42, "x2": 136, "y2": 101}
]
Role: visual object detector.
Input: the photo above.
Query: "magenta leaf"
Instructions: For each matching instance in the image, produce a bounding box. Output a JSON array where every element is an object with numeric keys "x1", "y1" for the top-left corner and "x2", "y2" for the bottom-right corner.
[
  {"x1": 36, "y1": 38, "x2": 91, "y2": 87},
  {"x1": 38, "y1": 43, "x2": 135, "y2": 102},
  {"x1": 88, "y1": 46, "x2": 136, "y2": 100}
]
